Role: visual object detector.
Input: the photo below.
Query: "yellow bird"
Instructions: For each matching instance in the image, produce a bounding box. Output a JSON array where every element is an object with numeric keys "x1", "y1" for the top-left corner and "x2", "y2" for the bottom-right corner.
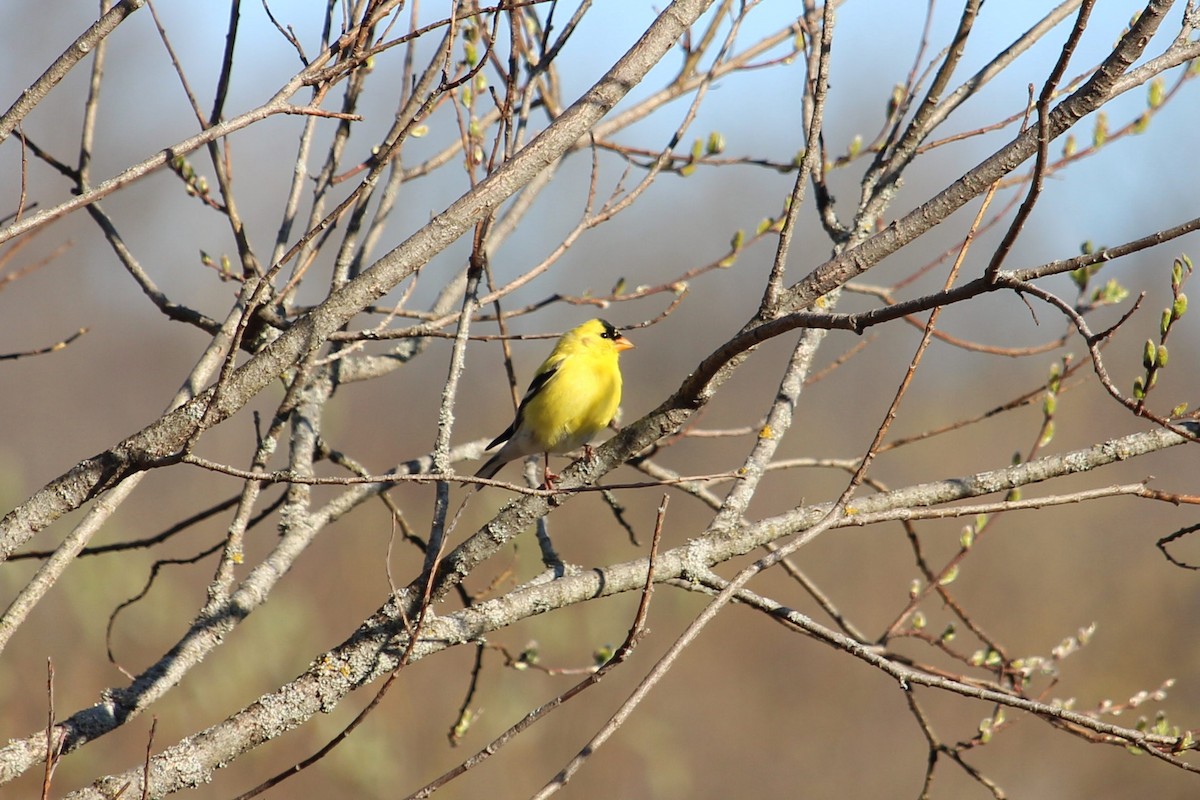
[{"x1": 476, "y1": 319, "x2": 634, "y2": 482}]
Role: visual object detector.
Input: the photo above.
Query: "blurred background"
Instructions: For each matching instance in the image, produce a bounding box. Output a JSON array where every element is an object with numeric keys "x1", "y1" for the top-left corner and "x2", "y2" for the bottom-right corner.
[{"x1": 2, "y1": 1, "x2": 1200, "y2": 797}]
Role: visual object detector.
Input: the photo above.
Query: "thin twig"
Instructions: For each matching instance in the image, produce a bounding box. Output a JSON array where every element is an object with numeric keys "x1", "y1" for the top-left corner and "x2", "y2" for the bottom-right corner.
[
  {"x1": 40, "y1": 660, "x2": 56, "y2": 800},
  {"x1": 139, "y1": 718, "x2": 157, "y2": 800},
  {"x1": 0, "y1": 328, "x2": 88, "y2": 361}
]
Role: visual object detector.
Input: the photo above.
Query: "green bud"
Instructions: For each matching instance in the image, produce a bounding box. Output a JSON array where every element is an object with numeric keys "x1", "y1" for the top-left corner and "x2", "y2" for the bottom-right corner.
[
  {"x1": 1093, "y1": 112, "x2": 1108, "y2": 147},
  {"x1": 1063, "y1": 134, "x2": 1077, "y2": 158},
  {"x1": 960, "y1": 526, "x2": 974, "y2": 549},
  {"x1": 1157, "y1": 345, "x2": 1168, "y2": 368},
  {"x1": 1143, "y1": 339, "x2": 1157, "y2": 369},
  {"x1": 1043, "y1": 393, "x2": 1057, "y2": 416},
  {"x1": 1039, "y1": 420, "x2": 1055, "y2": 448},
  {"x1": 1093, "y1": 278, "x2": 1128, "y2": 305},
  {"x1": 731, "y1": 229, "x2": 745, "y2": 251},
  {"x1": 1047, "y1": 364, "x2": 1063, "y2": 393},
  {"x1": 1149, "y1": 77, "x2": 1166, "y2": 109},
  {"x1": 593, "y1": 644, "x2": 615, "y2": 666},
  {"x1": 939, "y1": 564, "x2": 959, "y2": 585},
  {"x1": 1162, "y1": 309, "x2": 1173, "y2": 336},
  {"x1": 706, "y1": 131, "x2": 726, "y2": 155},
  {"x1": 1133, "y1": 376, "x2": 1146, "y2": 400},
  {"x1": 452, "y1": 708, "x2": 474, "y2": 739},
  {"x1": 1173, "y1": 293, "x2": 1187, "y2": 320}
]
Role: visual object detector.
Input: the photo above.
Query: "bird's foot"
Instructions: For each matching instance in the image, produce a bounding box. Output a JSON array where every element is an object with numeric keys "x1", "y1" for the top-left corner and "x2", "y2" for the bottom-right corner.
[{"x1": 541, "y1": 456, "x2": 559, "y2": 490}]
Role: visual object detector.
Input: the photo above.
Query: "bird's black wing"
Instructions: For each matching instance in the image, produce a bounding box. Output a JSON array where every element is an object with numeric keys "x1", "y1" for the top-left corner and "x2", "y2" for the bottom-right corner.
[{"x1": 485, "y1": 363, "x2": 559, "y2": 450}]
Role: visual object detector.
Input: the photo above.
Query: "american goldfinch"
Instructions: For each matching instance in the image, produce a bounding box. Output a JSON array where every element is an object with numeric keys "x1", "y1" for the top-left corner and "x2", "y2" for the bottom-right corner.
[{"x1": 476, "y1": 319, "x2": 634, "y2": 482}]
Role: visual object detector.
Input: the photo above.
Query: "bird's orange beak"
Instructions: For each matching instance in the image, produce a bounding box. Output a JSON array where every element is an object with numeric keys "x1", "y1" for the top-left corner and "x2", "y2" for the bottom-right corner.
[{"x1": 615, "y1": 336, "x2": 635, "y2": 352}]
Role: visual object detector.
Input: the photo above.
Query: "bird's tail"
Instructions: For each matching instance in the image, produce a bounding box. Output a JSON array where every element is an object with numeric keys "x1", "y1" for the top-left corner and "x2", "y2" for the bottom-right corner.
[{"x1": 474, "y1": 453, "x2": 505, "y2": 480}]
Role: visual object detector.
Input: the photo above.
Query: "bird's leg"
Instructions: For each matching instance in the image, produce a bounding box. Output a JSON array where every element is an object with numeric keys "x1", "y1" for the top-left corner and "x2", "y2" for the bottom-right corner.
[
  {"x1": 584, "y1": 443, "x2": 595, "y2": 462},
  {"x1": 542, "y1": 453, "x2": 558, "y2": 490}
]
